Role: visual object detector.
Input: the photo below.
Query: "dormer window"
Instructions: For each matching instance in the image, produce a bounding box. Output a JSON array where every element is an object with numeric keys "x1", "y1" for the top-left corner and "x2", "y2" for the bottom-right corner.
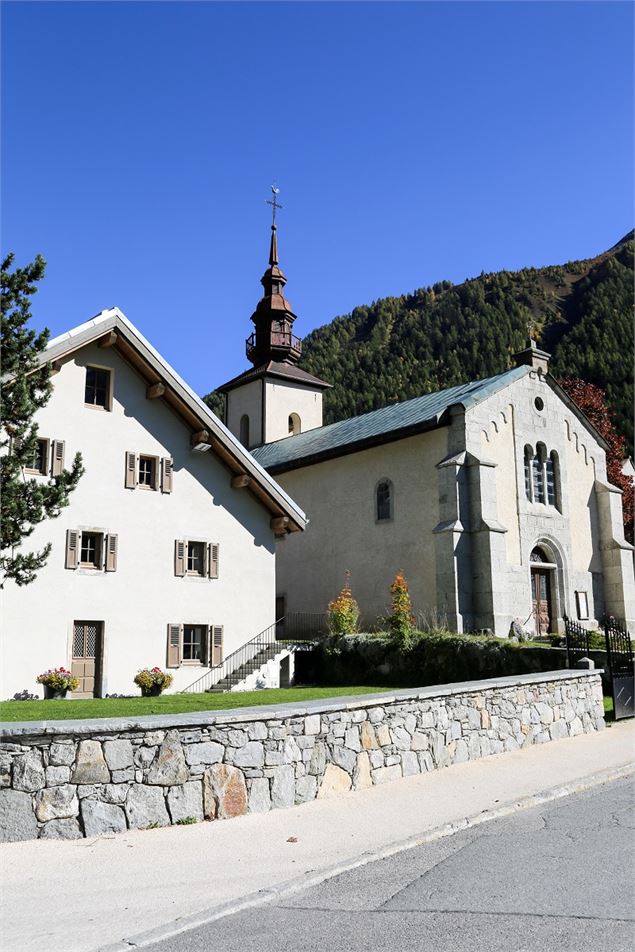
[{"x1": 288, "y1": 413, "x2": 301, "y2": 436}]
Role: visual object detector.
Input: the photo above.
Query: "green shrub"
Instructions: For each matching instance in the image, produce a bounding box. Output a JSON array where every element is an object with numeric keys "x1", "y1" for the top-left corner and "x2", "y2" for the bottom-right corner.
[
  {"x1": 387, "y1": 572, "x2": 415, "y2": 650},
  {"x1": 327, "y1": 572, "x2": 360, "y2": 636}
]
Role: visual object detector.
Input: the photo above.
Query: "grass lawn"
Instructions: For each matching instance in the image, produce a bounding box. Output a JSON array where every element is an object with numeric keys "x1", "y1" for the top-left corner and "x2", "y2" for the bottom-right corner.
[
  {"x1": 603, "y1": 695, "x2": 614, "y2": 719},
  {"x1": 0, "y1": 685, "x2": 399, "y2": 723}
]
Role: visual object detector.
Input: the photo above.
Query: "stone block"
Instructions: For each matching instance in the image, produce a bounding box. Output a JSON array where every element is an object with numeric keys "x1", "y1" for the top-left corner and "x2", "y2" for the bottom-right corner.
[
  {"x1": 233, "y1": 742, "x2": 264, "y2": 769},
  {"x1": 103, "y1": 784, "x2": 129, "y2": 805},
  {"x1": 283, "y1": 737, "x2": 302, "y2": 763},
  {"x1": 271, "y1": 765, "x2": 295, "y2": 809},
  {"x1": 401, "y1": 751, "x2": 420, "y2": 777},
  {"x1": 368, "y1": 708, "x2": 384, "y2": 724},
  {"x1": 390, "y1": 727, "x2": 411, "y2": 751},
  {"x1": 369, "y1": 749, "x2": 384, "y2": 769},
  {"x1": 360, "y1": 721, "x2": 378, "y2": 750},
  {"x1": 49, "y1": 743, "x2": 76, "y2": 767},
  {"x1": 265, "y1": 750, "x2": 285, "y2": 766},
  {"x1": 77, "y1": 784, "x2": 103, "y2": 800},
  {"x1": 39, "y1": 818, "x2": 82, "y2": 840},
  {"x1": 134, "y1": 747, "x2": 157, "y2": 768},
  {"x1": 46, "y1": 766, "x2": 71, "y2": 786},
  {"x1": 453, "y1": 740, "x2": 469, "y2": 763},
  {"x1": 72, "y1": 741, "x2": 110, "y2": 784},
  {"x1": 410, "y1": 732, "x2": 429, "y2": 751},
  {"x1": 332, "y1": 744, "x2": 357, "y2": 775},
  {"x1": 0, "y1": 789, "x2": 38, "y2": 842},
  {"x1": 167, "y1": 782, "x2": 204, "y2": 823},
  {"x1": 103, "y1": 740, "x2": 134, "y2": 771},
  {"x1": 81, "y1": 799, "x2": 128, "y2": 836},
  {"x1": 35, "y1": 784, "x2": 79, "y2": 822},
  {"x1": 295, "y1": 775, "x2": 318, "y2": 804},
  {"x1": 146, "y1": 731, "x2": 188, "y2": 786},
  {"x1": 404, "y1": 713, "x2": 417, "y2": 734},
  {"x1": 353, "y1": 752, "x2": 372, "y2": 790},
  {"x1": 143, "y1": 731, "x2": 165, "y2": 746},
  {"x1": 344, "y1": 726, "x2": 361, "y2": 752},
  {"x1": 227, "y1": 729, "x2": 248, "y2": 748},
  {"x1": 248, "y1": 722, "x2": 268, "y2": 741},
  {"x1": 203, "y1": 764, "x2": 248, "y2": 820},
  {"x1": 418, "y1": 751, "x2": 434, "y2": 772},
  {"x1": 371, "y1": 764, "x2": 402, "y2": 785},
  {"x1": 248, "y1": 778, "x2": 271, "y2": 813},
  {"x1": 125, "y1": 785, "x2": 170, "y2": 829},
  {"x1": 185, "y1": 742, "x2": 224, "y2": 767},
  {"x1": 13, "y1": 751, "x2": 45, "y2": 793},
  {"x1": 308, "y1": 742, "x2": 326, "y2": 776},
  {"x1": 317, "y1": 764, "x2": 352, "y2": 799},
  {"x1": 112, "y1": 768, "x2": 134, "y2": 783},
  {"x1": 304, "y1": 714, "x2": 321, "y2": 735},
  {"x1": 376, "y1": 725, "x2": 391, "y2": 747}
]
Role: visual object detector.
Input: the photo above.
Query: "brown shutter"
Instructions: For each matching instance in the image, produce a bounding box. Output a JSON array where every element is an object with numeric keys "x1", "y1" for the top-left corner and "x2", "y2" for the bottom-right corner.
[
  {"x1": 167, "y1": 624, "x2": 182, "y2": 668},
  {"x1": 212, "y1": 626, "x2": 223, "y2": 666},
  {"x1": 161, "y1": 457, "x2": 173, "y2": 494},
  {"x1": 51, "y1": 440, "x2": 65, "y2": 476},
  {"x1": 174, "y1": 539, "x2": 186, "y2": 576},
  {"x1": 105, "y1": 533, "x2": 118, "y2": 572},
  {"x1": 65, "y1": 529, "x2": 79, "y2": 569},
  {"x1": 40, "y1": 438, "x2": 51, "y2": 475},
  {"x1": 125, "y1": 452, "x2": 137, "y2": 489},
  {"x1": 209, "y1": 543, "x2": 219, "y2": 579}
]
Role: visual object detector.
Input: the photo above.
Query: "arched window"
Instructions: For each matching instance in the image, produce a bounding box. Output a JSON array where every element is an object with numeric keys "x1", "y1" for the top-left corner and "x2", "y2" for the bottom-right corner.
[
  {"x1": 288, "y1": 413, "x2": 301, "y2": 436},
  {"x1": 546, "y1": 451, "x2": 560, "y2": 510},
  {"x1": 376, "y1": 479, "x2": 393, "y2": 521},
  {"x1": 524, "y1": 445, "x2": 533, "y2": 501},
  {"x1": 239, "y1": 414, "x2": 250, "y2": 447},
  {"x1": 533, "y1": 443, "x2": 547, "y2": 504}
]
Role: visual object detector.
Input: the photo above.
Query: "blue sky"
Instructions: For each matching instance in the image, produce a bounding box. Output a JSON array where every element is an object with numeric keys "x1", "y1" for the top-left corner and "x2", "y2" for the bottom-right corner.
[{"x1": 2, "y1": 1, "x2": 633, "y2": 395}]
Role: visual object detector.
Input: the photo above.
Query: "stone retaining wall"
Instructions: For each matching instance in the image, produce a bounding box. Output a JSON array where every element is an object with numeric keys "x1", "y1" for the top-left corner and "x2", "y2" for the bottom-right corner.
[{"x1": 0, "y1": 670, "x2": 604, "y2": 842}]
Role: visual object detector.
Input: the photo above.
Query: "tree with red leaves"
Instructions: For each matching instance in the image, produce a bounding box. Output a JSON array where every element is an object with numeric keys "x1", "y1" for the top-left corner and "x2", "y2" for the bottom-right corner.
[{"x1": 558, "y1": 378, "x2": 633, "y2": 543}]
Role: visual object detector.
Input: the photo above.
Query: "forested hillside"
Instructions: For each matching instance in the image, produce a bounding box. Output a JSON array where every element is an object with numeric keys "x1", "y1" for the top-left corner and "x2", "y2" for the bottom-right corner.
[{"x1": 206, "y1": 233, "x2": 633, "y2": 452}]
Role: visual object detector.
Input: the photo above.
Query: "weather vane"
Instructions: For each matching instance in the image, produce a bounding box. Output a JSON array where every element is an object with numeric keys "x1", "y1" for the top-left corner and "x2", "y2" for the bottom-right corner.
[{"x1": 266, "y1": 185, "x2": 283, "y2": 226}]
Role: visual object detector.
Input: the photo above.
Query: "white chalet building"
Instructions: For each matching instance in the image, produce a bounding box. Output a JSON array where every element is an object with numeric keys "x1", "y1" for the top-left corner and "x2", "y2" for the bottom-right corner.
[{"x1": 1, "y1": 308, "x2": 306, "y2": 699}]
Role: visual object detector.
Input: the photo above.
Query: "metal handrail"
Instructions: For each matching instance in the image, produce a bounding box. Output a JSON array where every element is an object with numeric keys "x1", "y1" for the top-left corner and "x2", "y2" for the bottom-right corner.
[{"x1": 181, "y1": 619, "x2": 283, "y2": 694}]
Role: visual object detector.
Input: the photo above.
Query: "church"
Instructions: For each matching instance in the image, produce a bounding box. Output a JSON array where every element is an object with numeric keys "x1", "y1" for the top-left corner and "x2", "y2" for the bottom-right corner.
[{"x1": 218, "y1": 220, "x2": 635, "y2": 638}]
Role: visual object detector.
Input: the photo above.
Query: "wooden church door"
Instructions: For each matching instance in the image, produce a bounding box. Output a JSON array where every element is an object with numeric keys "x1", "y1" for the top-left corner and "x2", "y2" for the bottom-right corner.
[{"x1": 531, "y1": 570, "x2": 551, "y2": 636}]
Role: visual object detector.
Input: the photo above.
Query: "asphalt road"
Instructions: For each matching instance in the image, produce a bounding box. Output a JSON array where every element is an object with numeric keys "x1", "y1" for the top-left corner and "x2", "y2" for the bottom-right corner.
[{"x1": 145, "y1": 776, "x2": 635, "y2": 952}]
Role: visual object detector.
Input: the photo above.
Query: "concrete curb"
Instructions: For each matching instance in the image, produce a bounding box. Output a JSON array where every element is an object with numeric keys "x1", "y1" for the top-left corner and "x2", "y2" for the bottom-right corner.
[{"x1": 98, "y1": 760, "x2": 634, "y2": 951}]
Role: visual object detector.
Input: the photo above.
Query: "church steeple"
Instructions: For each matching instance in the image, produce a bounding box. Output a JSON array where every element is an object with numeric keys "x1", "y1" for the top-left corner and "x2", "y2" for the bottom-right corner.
[{"x1": 245, "y1": 189, "x2": 302, "y2": 366}]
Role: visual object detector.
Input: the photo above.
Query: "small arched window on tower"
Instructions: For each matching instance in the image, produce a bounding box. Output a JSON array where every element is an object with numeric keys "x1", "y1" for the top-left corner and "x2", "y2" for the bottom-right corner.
[
  {"x1": 288, "y1": 413, "x2": 301, "y2": 436},
  {"x1": 239, "y1": 414, "x2": 250, "y2": 448},
  {"x1": 376, "y1": 479, "x2": 393, "y2": 522}
]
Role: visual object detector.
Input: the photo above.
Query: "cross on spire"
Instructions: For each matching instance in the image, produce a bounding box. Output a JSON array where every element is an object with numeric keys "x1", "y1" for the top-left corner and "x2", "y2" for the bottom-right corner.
[{"x1": 266, "y1": 186, "x2": 283, "y2": 226}]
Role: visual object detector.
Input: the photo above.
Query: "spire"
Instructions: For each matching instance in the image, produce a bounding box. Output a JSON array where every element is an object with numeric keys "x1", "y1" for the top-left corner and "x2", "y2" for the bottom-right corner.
[
  {"x1": 269, "y1": 224, "x2": 278, "y2": 267},
  {"x1": 245, "y1": 187, "x2": 302, "y2": 367}
]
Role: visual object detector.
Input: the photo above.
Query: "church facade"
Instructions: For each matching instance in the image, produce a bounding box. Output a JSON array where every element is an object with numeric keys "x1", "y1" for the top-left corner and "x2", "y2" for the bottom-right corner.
[{"x1": 219, "y1": 225, "x2": 635, "y2": 637}]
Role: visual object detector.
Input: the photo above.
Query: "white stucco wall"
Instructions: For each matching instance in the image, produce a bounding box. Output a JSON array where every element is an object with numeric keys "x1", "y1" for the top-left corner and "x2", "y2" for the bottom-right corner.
[
  {"x1": 1, "y1": 343, "x2": 276, "y2": 698},
  {"x1": 263, "y1": 379, "x2": 323, "y2": 443},
  {"x1": 225, "y1": 379, "x2": 263, "y2": 449},
  {"x1": 275, "y1": 428, "x2": 448, "y2": 629}
]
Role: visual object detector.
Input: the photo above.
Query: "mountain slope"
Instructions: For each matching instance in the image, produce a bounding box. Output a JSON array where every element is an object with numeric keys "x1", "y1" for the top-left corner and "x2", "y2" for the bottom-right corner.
[{"x1": 296, "y1": 234, "x2": 634, "y2": 452}]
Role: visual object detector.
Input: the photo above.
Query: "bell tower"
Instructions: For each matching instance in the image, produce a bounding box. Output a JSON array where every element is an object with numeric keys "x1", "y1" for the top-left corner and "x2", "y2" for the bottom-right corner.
[{"x1": 217, "y1": 189, "x2": 331, "y2": 449}]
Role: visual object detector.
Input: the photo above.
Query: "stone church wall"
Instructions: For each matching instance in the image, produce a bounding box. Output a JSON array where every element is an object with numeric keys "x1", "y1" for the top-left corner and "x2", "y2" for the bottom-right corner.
[{"x1": 0, "y1": 670, "x2": 603, "y2": 842}]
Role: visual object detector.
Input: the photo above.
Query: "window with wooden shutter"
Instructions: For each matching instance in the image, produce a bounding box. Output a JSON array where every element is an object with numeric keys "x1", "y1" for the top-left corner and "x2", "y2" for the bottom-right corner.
[
  {"x1": 125, "y1": 452, "x2": 137, "y2": 489},
  {"x1": 174, "y1": 539, "x2": 186, "y2": 576},
  {"x1": 25, "y1": 438, "x2": 50, "y2": 476},
  {"x1": 105, "y1": 533, "x2": 118, "y2": 572},
  {"x1": 209, "y1": 543, "x2": 219, "y2": 579},
  {"x1": 161, "y1": 457, "x2": 173, "y2": 494},
  {"x1": 65, "y1": 529, "x2": 79, "y2": 569},
  {"x1": 51, "y1": 440, "x2": 65, "y2": 477},
  {"x1": 167, "y1": 623, "x2": 182, "y2": 667},
  {"x1": 211, "y1": 625, "x2": 223, "y2": 666}
]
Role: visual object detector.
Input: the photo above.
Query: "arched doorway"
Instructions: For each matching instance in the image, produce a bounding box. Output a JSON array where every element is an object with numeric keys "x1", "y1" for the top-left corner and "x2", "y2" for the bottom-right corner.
[{"x1": 530, "y1": 547, "x2": 556, "y2": 635}]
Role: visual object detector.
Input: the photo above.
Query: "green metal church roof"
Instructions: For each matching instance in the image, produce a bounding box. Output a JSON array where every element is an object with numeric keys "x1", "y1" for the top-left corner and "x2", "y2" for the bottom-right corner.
[{"x1": 252, "y1": 365, "x2": 530, "y2": 472}]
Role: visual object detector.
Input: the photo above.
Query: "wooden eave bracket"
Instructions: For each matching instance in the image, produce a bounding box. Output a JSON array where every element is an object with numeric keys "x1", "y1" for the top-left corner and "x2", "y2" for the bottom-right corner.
[
  {"x1": 231, "y1": 474, "x2": 251, "y2": 489},
  {"x1": 49, "y1": 359, "x2": 64, "y2": 376},
  {"x1": 271, "y1": 515, "x2": 290, "y2": 537},
  {"x1": 98, "y1": 330, "x2": 118, "y2": 349},
  {"x1": 191, "y1": 429, "x2": 212, "y2": 452},
  {"x1": 146, "y1": 382, "x2": 166, "y2": 400}
]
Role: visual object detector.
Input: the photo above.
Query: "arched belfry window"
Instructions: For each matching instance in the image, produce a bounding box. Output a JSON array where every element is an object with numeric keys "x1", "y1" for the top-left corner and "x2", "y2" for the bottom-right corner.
[
  {"x1": 523, "y1": 443, "x2": 561, "y2": 510},
  {"x1": 288, "y1": 413, "x2": 301, "y2": 436},
  {"x1": 524, "y1": 445, "x2": 533, "y2": 501},
  {"x1": 239, "y1": 414, "x2": 250, "y2": 448},
  {"x1": 376, "y1": 479, "x2": 393, "y2": 522},
  {"x1": 546, "y1": 451, "x2": 560, "y2": 509},
  {"x1": 533, "y1": 443, "x2": 547, "y2": 504}
]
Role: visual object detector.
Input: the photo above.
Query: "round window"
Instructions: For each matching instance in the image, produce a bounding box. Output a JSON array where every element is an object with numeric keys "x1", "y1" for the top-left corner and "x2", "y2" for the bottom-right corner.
[{"x1": 534, "y1": 397, "x2": 544, "y2": 412}]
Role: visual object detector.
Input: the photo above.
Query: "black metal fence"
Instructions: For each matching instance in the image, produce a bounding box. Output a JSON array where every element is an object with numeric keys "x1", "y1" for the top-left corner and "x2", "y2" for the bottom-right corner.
[
  {"x1": 563, "y1": 615, "x2": 590, "y2": 669},
  {"x1": 604, "y1": 617, "x2": 634, "y2": 720},
  {"x1": 276, "y1": 612, "x2": 328, "y2": 641}
]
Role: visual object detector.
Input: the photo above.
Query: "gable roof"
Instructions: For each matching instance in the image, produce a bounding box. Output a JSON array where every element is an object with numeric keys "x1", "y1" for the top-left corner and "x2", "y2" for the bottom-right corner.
[
  {"x1": 217, "y1": 360, "x2": 332, "y2": 393},
  {"x1": 40, "y1": 308, "x2": 307, "y2": 532},
  {"x1": 252, "y1": 366, "x2": 531, "y2": 473}
]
